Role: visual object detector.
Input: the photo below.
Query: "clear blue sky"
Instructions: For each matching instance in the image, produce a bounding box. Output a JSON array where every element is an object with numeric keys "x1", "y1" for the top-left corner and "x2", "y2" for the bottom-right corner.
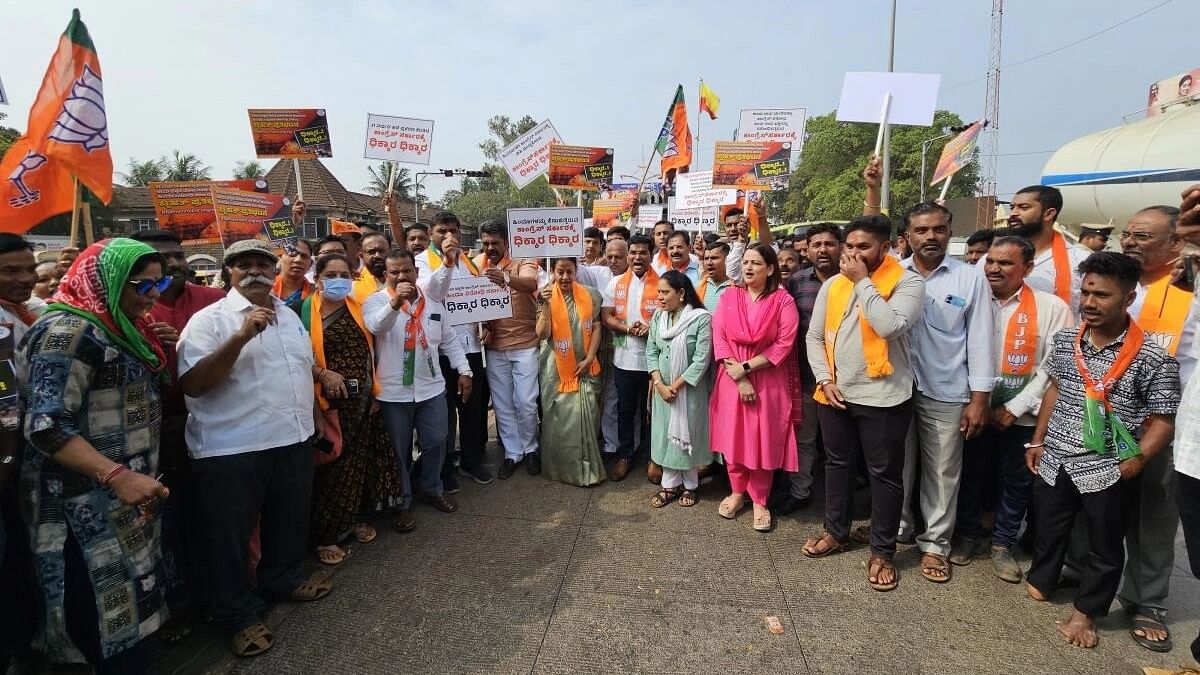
[{"x1": 2, "y1": 0, "x2": 1195, "y2": 204}]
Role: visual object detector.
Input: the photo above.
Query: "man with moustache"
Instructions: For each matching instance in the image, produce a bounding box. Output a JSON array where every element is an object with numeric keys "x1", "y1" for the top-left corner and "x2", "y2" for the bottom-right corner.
[
  {"x1": 351, "y1": 231, "x2": 390, "y2": 303},
  {"x1": 597, "y1": 238, "x2": 629, "y2": 455},
  {"x1": 662, "y1": 231, "x2": 701, "y2": 284},
  {"x1": 178, "y1": 239, "x2": 333, "y2": 656},
  {"x1": 698, "y1": 241, "x2": 733, "y2": 312},
  {"x1": 405, "y1": 224, "x2": 430, "y2": 255}
]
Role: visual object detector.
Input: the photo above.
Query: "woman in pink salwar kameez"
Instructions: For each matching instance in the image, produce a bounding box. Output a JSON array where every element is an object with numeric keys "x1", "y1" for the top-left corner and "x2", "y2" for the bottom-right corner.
[{"x1": 709, "y1": 243, "x2": 801, "y2": 532}]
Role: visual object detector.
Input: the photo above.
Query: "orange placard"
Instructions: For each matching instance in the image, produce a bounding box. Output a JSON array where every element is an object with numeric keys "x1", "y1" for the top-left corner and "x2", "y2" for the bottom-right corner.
[
  {"x1": 211, "y1": 187, "x2": 292, "y2": 248},
  {"x1": 711, "y1": 141, "x2": 791, "y2": 190},
  {"x1": 148, "y1": 180, "x2": 269, "y2": 243},
  {"x1": 930, "y1": 122, "x2": 982, "y2": 186},
  {"x1": 247, "y1": 108, "x2": 332, "y2": 159},
  {"x1": 591, "y1": 198, "x2": 624, "y2": 229},
  {"x1": 330, "y1": 219, "x2": 360, "y2": 235},
  {"x1": 547, "y1": 144, "x2": 614, "y2": 191}
]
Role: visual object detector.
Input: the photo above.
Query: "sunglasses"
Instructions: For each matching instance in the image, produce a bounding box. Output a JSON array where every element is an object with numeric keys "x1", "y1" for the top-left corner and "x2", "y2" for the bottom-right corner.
[{"x1": 127, "y1": 277, "x2": 172, "y2": 295}]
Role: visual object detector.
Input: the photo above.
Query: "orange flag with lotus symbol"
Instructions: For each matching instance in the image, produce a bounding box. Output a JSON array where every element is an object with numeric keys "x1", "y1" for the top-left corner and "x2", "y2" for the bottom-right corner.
[{"x1": 0, "y1": 9, "x2": 112, "y2": 234}]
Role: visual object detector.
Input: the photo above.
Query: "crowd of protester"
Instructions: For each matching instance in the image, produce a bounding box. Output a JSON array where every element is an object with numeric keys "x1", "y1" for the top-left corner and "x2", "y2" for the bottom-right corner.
[{"x1": 0, "y1": 163, "x2": 1198, "y2": 673}]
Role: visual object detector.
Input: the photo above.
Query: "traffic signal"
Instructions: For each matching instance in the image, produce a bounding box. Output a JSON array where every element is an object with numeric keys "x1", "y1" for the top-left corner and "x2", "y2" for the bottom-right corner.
[{"x1": 465, "y1": 171, "x2": 488, "y2": 178}]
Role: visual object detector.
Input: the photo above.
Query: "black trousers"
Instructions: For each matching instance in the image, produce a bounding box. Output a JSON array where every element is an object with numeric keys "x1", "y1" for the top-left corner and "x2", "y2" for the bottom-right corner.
[
  {"x1": 440, "y1": 351, "x2": 490, "y2": 475},
  {"x1": 818, "y1": 400, "x2": 912, "y2": 557},
  {"x1": 0, "y1": 484, "x2": 37, "y2": 662},
  {"x1": 159, "y1": 414, "x2": 205, "y2": 610},
  {"x1": 1026, "y1": 467, "x2": 1126, "y2": 617},
  {"x1": 63, "y1": 529, "x2": 149, "y2": 674},
  {"x1": 614, "y1": 367, "x2": 650, "y2": 461},
  {"x1": 193, "y1": 441, "x2": 313, "y2": 633},
  {"x1": 1176, "y1": 471, "x2": 1200, "y2": 661}
]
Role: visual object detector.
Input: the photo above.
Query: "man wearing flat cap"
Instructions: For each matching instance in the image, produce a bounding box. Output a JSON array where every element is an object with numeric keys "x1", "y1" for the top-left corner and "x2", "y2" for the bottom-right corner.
[
  {"x1": 1078, "y1": 226, "x2": 1113, "y2": 253},
  {"x1": 177, "y1": 239, "x2": 335, "y2": 657}
]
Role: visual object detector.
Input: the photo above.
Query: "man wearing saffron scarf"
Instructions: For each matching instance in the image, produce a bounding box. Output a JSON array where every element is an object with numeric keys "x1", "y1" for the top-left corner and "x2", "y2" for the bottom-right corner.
[
  {"x1": 802, "y1": 215, "x2": 924, "y2": 592},
  {"x1": 601, "y1": 235, "x2": 658, "y2": 481},
  {"x1": 660, "y1": 231, "x2": 701, "y2": 284},
  {"x1": 1024, "y1": 252, "x2": 1180, "y2": 650},
  {"x1": 953, "y1": 236, "x2": 1072, "y2": 583},
  {"x1": 1004, "y1": 185, "x2": 1089, "y2": 315},
  {"x1": 1114, "y1": 205, "x2": 1196, "y2": 652}
]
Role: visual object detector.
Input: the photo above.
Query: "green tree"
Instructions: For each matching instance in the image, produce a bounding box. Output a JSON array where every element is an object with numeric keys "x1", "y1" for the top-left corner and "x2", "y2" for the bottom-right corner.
[
  {"x1": 783, "y1": 109, "x2": 979, "y2": 223},
  {"x1": 118, "y1": 157, "x2": 165, "y2": 186},
  {"x1": 233, "y1": 160, "x2": 265, "y2": 179},
  {"x1": 0, "y1": 112, "x2": 22, "y2": 163},
  {"x1": 161, "y1": 150, "x2": 211, "y2": 181},
  {"x1": 364, "y1": 162, "x2": 413, "y2": 201}
]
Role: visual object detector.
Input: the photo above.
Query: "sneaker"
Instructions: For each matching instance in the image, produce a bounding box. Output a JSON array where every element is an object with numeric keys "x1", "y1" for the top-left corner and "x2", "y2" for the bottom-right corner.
[
  {"x1": 497, "y1": 458, "x2": 518, "y2": 480},
  {"x1": 991, "y1": 545, "x2": 1023, "y2": 583},
  {"x1": 461, "y1": 465, "x2": 494, "y2": 485},
  {"x1": 526, "y1": 452, "x2": 542, "y2": 475},
  {"x1": 442, "y1": 473, "x2": 460, "y2": 495},
  {"x1": 949, "y1": 535, "x2": 981, "y2": 566}
]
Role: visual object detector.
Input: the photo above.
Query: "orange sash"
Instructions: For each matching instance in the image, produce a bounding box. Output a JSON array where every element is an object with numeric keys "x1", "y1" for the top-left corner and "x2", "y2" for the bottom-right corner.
[
  {"x1": 307, "y1": 292, "x2": 381, "y2": 410},
  {"x1": 1049, "y1": 231, "x2": 1072, "y2": 306},
  {"x1": 1137, "y1": 273, "x2": 1191, "y2": 356},
  {"x1": 993, "y1": 284, "x2": 1039, "y2": 404},
  {"x1": 614, "y1": 267, "x2": 659, "y2": 323},
  {"x1": 549, "y1": 282, "x2": 600, "y2": 392},
  {"x1": 271, "y1": 276, "x2": 312, "y2": 304}
]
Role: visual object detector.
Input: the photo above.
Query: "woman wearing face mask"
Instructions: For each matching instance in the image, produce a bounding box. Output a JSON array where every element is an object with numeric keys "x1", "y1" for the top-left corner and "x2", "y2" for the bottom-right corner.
[{"x1": 300, "y1": 253, "x2": 401, "y2": 566}]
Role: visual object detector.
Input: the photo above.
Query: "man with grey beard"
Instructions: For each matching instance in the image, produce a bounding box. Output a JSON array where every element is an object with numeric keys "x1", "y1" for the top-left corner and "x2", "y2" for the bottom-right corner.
[{"x1": 178, "y1": 239, "x2": 333, "y2": 657}]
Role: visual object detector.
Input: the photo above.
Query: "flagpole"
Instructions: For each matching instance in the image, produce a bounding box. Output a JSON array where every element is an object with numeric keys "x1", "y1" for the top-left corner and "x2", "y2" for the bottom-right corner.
[
  {"x1": 292, "y1": 158, "x2": 306, "y2": 202},
  {"x1": 695, "y1": 78, "x2": 702, "y2": 169},
  {"x1": 69, "y1": 177, "x2": 81, "y2": 248}
]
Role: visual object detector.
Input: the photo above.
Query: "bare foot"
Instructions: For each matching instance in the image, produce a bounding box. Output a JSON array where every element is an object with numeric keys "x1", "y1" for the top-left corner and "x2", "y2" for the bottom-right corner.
[
  {"x1": 1026, "y1": 583, "x2": 1048, "y2": 601},
  {"x1": 1055, "y1": 610, "x2": 1098, "y2": 648}
]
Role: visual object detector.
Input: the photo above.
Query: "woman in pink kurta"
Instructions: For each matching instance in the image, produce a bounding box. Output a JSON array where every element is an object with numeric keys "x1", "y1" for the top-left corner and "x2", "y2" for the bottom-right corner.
[{"x1": 709, "y1": 243, "x2": 800, "y2": 532}]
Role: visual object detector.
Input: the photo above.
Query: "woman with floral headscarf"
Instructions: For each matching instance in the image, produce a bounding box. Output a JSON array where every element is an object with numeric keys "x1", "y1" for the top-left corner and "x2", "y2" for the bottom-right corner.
[{"x1": 17, "y1": 238, "x2": 173, "y2": 674}]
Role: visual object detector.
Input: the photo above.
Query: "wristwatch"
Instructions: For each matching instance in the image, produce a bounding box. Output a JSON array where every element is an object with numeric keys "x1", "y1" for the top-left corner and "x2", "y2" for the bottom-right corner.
[{"x1": 741, "y1": 361, "x2": 751, "y2": 373}]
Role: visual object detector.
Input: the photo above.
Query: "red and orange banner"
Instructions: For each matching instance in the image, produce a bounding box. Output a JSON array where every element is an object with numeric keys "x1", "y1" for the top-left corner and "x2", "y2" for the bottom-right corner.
[
  {"x1": 547, "y1": 144, "x2": 613, "y2": 191},
  {"x1": 247, "y1": 108, "x2": 333, "y2": 159},
  {"x1": 711, "y1": 141, "x2": 791, "y2": 190},
  {"x1": 148, "y1": 180, "x2": 268, "y2": 243},
  {"x1": 211, "y1": 187, "x2": 292, "y2": 248},
  {"x1": 930, "y1": 121, "x2": 982, "y2": 186}
]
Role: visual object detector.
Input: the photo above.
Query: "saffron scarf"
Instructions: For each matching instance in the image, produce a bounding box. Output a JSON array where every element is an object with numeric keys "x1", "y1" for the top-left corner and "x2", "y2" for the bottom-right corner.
[
  {"x1": 613, "y1": 266, "x2": 659, "y2": 347},
  {"x1": 272, "y1": 275, "x2": 312, "y2": 306},
  {"x1": 1137, "y1": 272, "x2": 1191, "y2": 356},
  {"x1": 475, "y1": 253, "x2": 510, "y2": 271},
  {"x1": 426, "y1": 242, "x2": 480, "y2": 275},
  {"x1": 992, "y1": 284, "x2": 1039, "y2": 405},
  {"x1": 1049, "y1": 231, "x2": 1073, "y2": 305},
  {"x1": 1074, "y1": 320, "x2": 1145, "y2": 459},
  {"x1": 300, "y1": 291, "x2": 381, "y2": 411},
  {"x1": 351, "y1": 272, "x2": 383, "y2": 304},
  {"x1": 386, "y1": 288, "x2": 437, "y2": 387},
  {"x1": 813, "y1": 255, "x2": 904, "y2": 405},
  {"x1": 47, "y1": 238, "x2": 166, "y2": 372},
  {"x1": 549, "y1": 281, "x2": 600, "y2": 392}
]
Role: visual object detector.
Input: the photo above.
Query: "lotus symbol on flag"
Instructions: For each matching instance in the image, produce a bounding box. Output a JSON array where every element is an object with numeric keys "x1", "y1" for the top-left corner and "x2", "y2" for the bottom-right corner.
[
  {"x1": 49, "y1": 64, "x2": 108, "y2": 152},
  {"x1": 7, "y1": 151, "x2": 49, "y2": 208}
]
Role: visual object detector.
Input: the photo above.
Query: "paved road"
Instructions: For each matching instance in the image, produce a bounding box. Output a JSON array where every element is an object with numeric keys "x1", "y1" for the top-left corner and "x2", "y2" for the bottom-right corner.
[{"x1": 153, "y1": 445, "x2": 1200, "y2": 675}]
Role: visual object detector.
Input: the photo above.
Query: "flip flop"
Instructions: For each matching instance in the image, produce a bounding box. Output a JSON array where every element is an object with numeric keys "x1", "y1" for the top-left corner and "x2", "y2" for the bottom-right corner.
[
  {"x1": 868, "y1": 555, "x2": 899, "y2": 592},
  {"x1": 1131, "y1": 615, "x2": 1173, "y2": 653}
]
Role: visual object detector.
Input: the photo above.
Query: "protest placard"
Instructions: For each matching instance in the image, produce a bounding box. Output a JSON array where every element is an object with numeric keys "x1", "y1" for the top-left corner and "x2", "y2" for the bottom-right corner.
[
  {"x1": 498, "y1": 119, "x2": 562, "y2": 189},
  {"x1": 263, "y1": 217, "x2": 298, "y2": 247},
  {"x1": 667, "y1": 197, "x2": 720, "y2": 232},
  {"x1": 211, "y1": 187, "x2": 292, "y2": 248},
  {"x1": 930, "y1": 121, "x2": 983, "y2": 186},
  {"x1": 674, "y1": 170, "x2": 739, "y2": 210},
  {"x1": 711, "y1": 142, "x2": 791, "y2": 190},
  {"x1": 443, "y1": 276, "x2": 513, "y2": 326},
  {"x1": 547, "y1": 145, "x2": 613, "y2": 191},
  {"x1": 507, "y1": 206, "x2": 585, "y2": 258},
  {"x1": 835, "y1": 72, "x2": 941, "y2": 127},
  {"x1": 329, "y1": 219, "x2": 359, "y2": 235},
  {"x1": 247, "y1": 108, "x2": 333, "y2": 158},
  {"x1": 736, "y1": 108, "x2": 808, "y2": 145},
  {"x1": 363, "y1": 114, "x2": 434, "y2": 165},
  {"x1": 148, "y1": 180, "x2": 269, "y2": 243},
  {"x1": 636, "y1": 210, "x2": 663, "y2": 232},
  {"x1": 591, "y1": 198, "x2": 624, "y2": 229}
]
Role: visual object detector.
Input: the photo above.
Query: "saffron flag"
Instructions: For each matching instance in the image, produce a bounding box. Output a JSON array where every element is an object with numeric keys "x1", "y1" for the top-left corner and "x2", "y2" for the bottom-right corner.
[
  {"x1": 699, "y1": 80, "x2": 720, "y2": 120},
  {"x1": 655, "y1": 85, "x2": 692, "y2": 181},
  {"x1": 0, "y1": 9, "x2": 112, "y2": 234},
  {"x1": 930, "y1": 121, "x2": 982, "y2": 186}
]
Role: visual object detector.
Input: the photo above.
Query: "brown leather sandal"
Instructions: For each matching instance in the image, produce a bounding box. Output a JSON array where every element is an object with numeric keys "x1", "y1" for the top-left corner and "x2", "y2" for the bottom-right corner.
[
  {"x1": 920, "y1": 552, "x2": 951, "y2": 583},
  {"x1": 802, "y1": 531, "x2": 850, "y2": 558},
  {"x1": 868, "y1": 555, "x2": 899, "y2": 592},
  {"x1": 650, "y1": 487, "x2": 681, "y2": 508},
  {"x1": 231, "y1": 621, "x2": 273, "y2": 657},
  {"x1": 289, "y1": 571, "x2": 334, "y2": 602}
]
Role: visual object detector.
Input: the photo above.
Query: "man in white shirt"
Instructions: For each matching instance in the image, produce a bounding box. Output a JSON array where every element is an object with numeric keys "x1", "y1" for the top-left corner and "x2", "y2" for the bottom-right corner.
[
  {"x1": 365, "y1": 249, "x2": 472, "y2": 531},
  {"x1": 178, "y1": 239, "x2": 331, "y2": 653},
  {"x1": 601, "y1": 235, "x2": 657, "y2": 481},
  {"x1": 953, "y1": 235, "x2": 1073, "y2": 582},
  {"x1": 414, "y1": 211, "x2": 492, "y2": 489}
]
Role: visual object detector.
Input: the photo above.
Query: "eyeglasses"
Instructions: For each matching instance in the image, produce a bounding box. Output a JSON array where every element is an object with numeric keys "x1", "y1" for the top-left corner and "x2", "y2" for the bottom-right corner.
[
  {"x1": 127, "y1": 277, "x2": 172, "y2": 296},
  {"x1": 1119, "y1": 231, "x2": 1157, "y2": 242}
]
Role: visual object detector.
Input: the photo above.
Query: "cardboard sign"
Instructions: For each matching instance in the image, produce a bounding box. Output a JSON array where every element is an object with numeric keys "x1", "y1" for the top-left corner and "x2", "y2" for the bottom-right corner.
[
  {"x1": 835, "y1": 72, "x2": 941, "y2": 127},
  {"x1": 635, "y1": 210, "x2": 663, "y2": 232},
  {"x1": 547, "y1": 145, "x2": 613, "y2": 191},
  {"x1": 211, "y1": 187, "x2": 292, "y2": 248},
  {"x1": 736, "y1": 108, "x2": 808, "y2": 145},
  {"x1": 674, "y1": 170, "x2": 739, "y2": 210},
  {"x1": 248, "y1": 108, "x2": 333, "y2": 159},
  {"x1": 498, "y1": 119, "x2": 563, "y2": 189},
  {"x1": 667, "y1": 197, "x2": 720, "y2": 232},
  {"x1": 930, "y1": 121, "x2": 983, "y2": 186},
  {"x1": 591, "y1": 198, "x2": 624, "y2": 229},
  {"x1": 329, "y1": 219, "x2": 359, "y2": 235},
  {"x1": 507, "y1": 207, "x2": 585, "y2": 258},
  {"x1": 263, "y1": 217, "x2": 298, "y2": 246},
  {"x1": 443, "y1": 276, "x2": 514, "y2": 326},
  {"x1": 148, "y1": 180, "x2": 269, "y2": 243},
  {"x1": 363, "y1": 114, "x2": 434, "y2": 165},
  {"x1": 711, "y1": 142, "x2": 791, "y2": 190}
]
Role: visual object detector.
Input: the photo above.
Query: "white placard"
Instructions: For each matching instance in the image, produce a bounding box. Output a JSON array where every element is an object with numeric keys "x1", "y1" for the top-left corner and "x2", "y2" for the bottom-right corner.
[
  {"x1": 443, "y1": 276, "x2": 513, "y2": 326},
  {"x1": 736, "y1": 108, "x2": 808, "y2": 144},
  {"x1": 835, "y1": 72, "x2": 941, "y2": 126},
  {"x1": 363, "y1": 114, "x2": 434, "y2": 164},
  {"x1": 507, "y1": 206, "x2": 585, "y2": 258},
  {"x1": 675, "y1": 170, "x2": 738, "y2": 210},
  {"x1": 498, "y1": 119, "x2": 563, "y2": 189},
  {"x1": 0, "y1": 76, "x2": 7, "y2": 106},
  {"x1": 635, "y1": 210, "x2": 663, "y2": 232},
  {"x1": 667, "y1": 197, "x2": 720, "y2": 232}
]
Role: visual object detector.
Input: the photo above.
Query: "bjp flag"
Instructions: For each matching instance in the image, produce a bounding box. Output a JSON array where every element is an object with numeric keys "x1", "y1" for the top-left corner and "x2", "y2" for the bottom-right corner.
[
  {"x1": 655, "y1": 85, "x2": 692, "y2": 182},
  {"x1": 0, "y1": 9, "x2": 112, "y2": 234}
]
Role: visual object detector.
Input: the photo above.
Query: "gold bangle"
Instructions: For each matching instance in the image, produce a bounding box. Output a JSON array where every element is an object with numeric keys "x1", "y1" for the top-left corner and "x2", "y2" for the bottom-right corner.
[{"x1": 863, "y1": 200, "x2": 881, "y2": 209}]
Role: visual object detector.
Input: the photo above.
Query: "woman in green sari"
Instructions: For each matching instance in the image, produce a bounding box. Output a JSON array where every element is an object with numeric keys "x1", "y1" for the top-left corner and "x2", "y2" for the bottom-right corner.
[
  {"x1": 646, "y1": 270, "x2": 713, "y2": 508},
  {"x1": 536, "y1": 258, "x2": 605, "y2": 486}
]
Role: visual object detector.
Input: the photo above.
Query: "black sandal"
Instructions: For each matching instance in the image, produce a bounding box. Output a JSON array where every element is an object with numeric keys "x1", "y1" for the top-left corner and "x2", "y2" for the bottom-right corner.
[
  {"x1": 650, "y1": 488, "x2": 681, "y2": 508},
  {"x1": 678, "y1": 489, "x2": 698, "y2": 507},
  {"x1": 1131, "y1": 614, "x2": 1173, "y2": 652}
]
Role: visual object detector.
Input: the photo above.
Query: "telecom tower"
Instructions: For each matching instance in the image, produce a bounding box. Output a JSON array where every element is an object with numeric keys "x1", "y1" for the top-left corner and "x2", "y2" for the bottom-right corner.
[{"x1": 978, "y1": 0, "x2": 1004, "y2": 228}]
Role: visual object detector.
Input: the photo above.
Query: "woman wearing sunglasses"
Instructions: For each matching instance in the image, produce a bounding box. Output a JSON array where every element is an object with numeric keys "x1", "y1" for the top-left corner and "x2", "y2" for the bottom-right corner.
[{"x1": 17, "y1": 238, "x2": 172, "y2": 674}]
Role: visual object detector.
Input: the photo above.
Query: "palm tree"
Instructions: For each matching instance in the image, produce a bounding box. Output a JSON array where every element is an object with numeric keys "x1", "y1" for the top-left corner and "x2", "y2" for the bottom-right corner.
[
  {"x1": 233, "y1": 160, "x2": 265, "y2": 180},
  {"x1": 161, "y1": 150, "x2": 212, "y2": 181},
  {"x1": 364, "y1": 162, "x2": 412, "y2": 200},
  {"x1": 118, "y1": 158, "x2": 165, "y2": 186}
]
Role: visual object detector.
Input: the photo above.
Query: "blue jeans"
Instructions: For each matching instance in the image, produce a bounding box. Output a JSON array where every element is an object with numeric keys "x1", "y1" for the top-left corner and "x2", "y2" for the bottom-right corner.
[
  {"x1": 955, "y1": 423, "x2": 1034, "y2": 548},
  {"x1": 379, "y1": 396, "x2": 449, "y2": 509}
]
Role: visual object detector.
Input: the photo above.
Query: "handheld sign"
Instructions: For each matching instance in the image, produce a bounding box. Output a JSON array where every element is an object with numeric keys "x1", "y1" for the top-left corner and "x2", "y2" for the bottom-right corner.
[
  {"x1": 736, "y1": 108, "x2": 808, "y2": 146},
  {"x1": 711, "y1": 141, "x2": 791, "y2": 190},
  {"x1": 930, "y1": 121, "x2": 983, "y2": 186},
  {"x1": 592, "y1": 198, "x2": 624, "y2": 229},
  {"x1": 443, "y1": 276, "x2": 513, "y2": 326},
  {"x1": 148, "y1": 180, "x2": 269, "y2": 243},
  {"x1": 263, "y1": 217, "x2": 298, "y2": 248},
  {"x1": 498, "y1": 119, "x2": 562, "y2": 189},
  {"x1": 836, "y1": 72, "x2": 941, "y2": 128},
  {"x1": 667, "y1": 197, "x2": 720, "y2": 232},
  {"x1": 363, "y1": 114, "x2": 434, "y2": 165},
  {"x1": 674, "y1": 170, "x2": 739, "y2": 210},
  {"x1": 211, "y1": 187, "x2": 292, "y2": 248},
  {"x1": 507, "y1": 207, "x2": 585, "y2": 258},
  {"x1": 547, "y1": 145, "x2": 613, "y2": 191},
  {"x1": 248, "y1": 109, "x2": 332, "y2": 158}
]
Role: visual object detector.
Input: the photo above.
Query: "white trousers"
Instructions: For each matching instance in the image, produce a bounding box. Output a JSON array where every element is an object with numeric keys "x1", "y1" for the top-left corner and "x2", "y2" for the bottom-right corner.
[
  {"x1": 661, "y1": 468, "x2": 699, "y2": 490},
  {"x1": 485, "y1": 347, "x2": 540, "y2": 461}
]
